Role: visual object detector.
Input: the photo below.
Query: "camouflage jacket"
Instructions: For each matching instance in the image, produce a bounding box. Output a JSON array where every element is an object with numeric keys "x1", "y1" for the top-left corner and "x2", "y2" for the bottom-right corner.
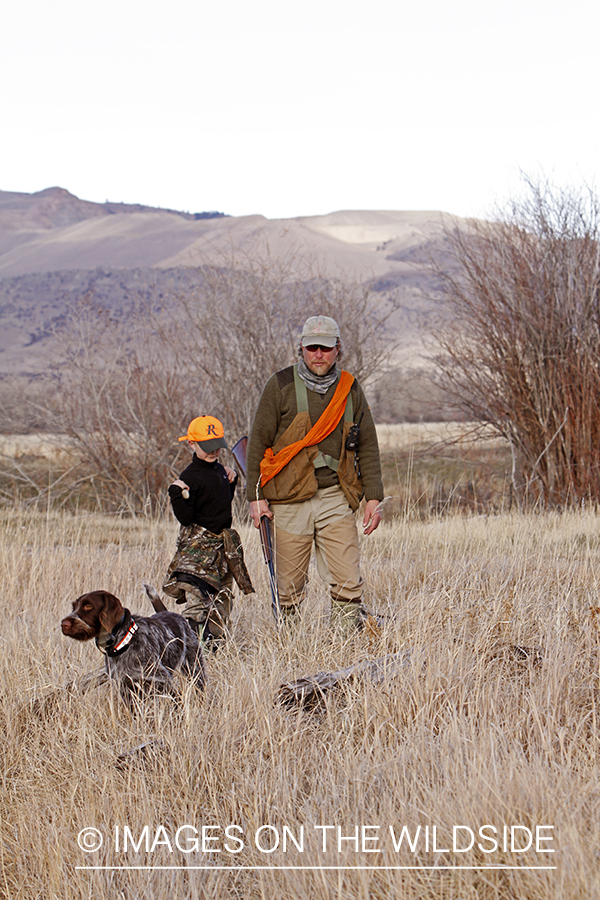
[{"x1": 163, "y1": 524, "x2": 254, "y2": 600}]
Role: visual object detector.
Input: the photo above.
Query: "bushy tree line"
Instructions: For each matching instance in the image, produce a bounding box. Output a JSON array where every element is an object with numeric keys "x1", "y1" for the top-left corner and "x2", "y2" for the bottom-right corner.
[
  {"x1": 9, "y1": 178, "x2": 598, "y2": 514},
  {"x1": 1, "y1": 253, "x2": 401, "y2": 513},
  {"x1": 433, "y1": 178, "x2": 600, "y2": 508}
]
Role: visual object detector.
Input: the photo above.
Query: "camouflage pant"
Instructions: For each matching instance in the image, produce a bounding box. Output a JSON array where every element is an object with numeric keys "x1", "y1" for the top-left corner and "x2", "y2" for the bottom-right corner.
[
  {"x1": 180, "y1": 573, "x2": 234, "y2": 640},
  {"x1": 163, "y1": 524, "x2": 254, "y2": 640}
]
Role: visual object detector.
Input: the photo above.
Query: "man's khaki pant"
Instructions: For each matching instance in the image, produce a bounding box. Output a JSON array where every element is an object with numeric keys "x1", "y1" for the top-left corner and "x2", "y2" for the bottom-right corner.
[{"x1": 272, "y1": 485, "x2": 363, "y2": 608}]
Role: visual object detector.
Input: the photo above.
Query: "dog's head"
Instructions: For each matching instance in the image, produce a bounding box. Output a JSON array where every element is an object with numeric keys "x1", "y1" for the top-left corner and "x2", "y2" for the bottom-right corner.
[{"x1": 61, "y1": 590, "x2": 125, "y2": 641}]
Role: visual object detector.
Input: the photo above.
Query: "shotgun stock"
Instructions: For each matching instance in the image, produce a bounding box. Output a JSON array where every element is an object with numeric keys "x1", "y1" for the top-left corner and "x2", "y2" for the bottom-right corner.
[
  {"x1": 231, "y1": 435, "x2": 281, "y2": 625},
  {"x1": 230, "y1": 436, "x2": 248, "y2": 477}
]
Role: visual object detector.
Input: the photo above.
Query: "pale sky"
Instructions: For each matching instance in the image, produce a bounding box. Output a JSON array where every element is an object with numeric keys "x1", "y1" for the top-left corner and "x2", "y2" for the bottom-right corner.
[{"x1": 2, "y1": 0, "x2": 598, "y2": 220}]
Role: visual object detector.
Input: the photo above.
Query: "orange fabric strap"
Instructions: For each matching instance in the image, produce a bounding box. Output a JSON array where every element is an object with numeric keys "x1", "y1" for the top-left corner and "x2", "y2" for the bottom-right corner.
[{"x1": 260, "y1": 370, "x2": 355, "y2": 487}]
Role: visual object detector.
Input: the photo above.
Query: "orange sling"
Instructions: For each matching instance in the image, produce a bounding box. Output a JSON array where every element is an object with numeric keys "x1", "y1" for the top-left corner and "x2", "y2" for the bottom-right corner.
[{"x1": 260, "y1": 370, "x2": 355, "y2": 486}]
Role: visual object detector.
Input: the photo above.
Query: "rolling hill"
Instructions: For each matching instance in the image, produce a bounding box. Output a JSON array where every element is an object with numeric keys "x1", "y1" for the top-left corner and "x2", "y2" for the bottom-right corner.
[{"x1": 0, "y1": 187, "x2": 459, "y2": 375}]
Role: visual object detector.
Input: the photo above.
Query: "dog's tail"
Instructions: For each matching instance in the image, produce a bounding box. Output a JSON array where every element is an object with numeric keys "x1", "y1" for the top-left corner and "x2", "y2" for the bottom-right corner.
[{"x1": 143, "y1": 583, "x2": 168, "y2": 614}]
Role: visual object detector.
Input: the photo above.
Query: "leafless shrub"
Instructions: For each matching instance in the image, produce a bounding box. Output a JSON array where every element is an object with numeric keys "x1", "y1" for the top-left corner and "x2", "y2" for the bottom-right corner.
[
  {"x1": 2, "y1": 243, "x2": 404, "y2": 513},
  {"x1": 39, "y1": 299, "x2": 208, "y2": 513},
  {"x1": 432, "y1": 177, "x2": 600, "y2": 508},
  {"x1": 369, "y1": 364, "x2": 458, "y2": 423},
  {"x1": 173, "y1": 242, "x2": 403, "y2": 436},
  {"x1": 0, "y1": 375, "x2": 55, "y2": 433}
]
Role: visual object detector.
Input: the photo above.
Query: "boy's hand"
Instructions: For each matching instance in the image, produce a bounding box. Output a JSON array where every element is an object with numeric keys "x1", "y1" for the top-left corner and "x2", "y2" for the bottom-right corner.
[{"x1": 223, "y1": 466, "x2": 237, "y2": 483}]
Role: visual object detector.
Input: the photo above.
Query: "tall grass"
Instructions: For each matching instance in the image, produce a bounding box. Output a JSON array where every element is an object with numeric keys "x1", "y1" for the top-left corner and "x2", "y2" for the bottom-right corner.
[{"x1": 1, "y1": 507, "x2": 598, "y2": 899}]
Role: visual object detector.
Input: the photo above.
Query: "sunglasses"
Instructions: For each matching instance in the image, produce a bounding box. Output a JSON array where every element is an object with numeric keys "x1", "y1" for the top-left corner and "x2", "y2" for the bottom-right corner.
[{"x1": 304, "y1": 343, "x2": 337, "y2": 352}]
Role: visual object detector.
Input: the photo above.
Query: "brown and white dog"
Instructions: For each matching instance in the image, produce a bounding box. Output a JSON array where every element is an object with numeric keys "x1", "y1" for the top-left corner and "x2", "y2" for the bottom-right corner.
[{"x1": 61, "y1": 585, "x2": 205, "y2": 703}]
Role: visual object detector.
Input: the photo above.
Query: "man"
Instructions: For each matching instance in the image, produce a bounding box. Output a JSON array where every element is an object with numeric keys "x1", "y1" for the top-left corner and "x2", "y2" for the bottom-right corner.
[{"x1": 246, "y1": 315, "x2": 383, "y2": 633}]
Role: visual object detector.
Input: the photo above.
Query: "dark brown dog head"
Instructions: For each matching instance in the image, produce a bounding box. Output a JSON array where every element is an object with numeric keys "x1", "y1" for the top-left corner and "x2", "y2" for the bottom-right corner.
[{"x1": 61, "y1": 591, "x2": 125, "y2": 641}]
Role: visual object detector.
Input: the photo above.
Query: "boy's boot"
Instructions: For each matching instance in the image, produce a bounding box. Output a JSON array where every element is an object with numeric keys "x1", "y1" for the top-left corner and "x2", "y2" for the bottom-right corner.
[
  {"x1": 330, "y1": 599, "x2": 362, "y2": 638},
  {"x1": 201, "y1": 603, "x2": 230, "y2": 653},
  {"x1": 185, "y1": 616, "x2": 224, "y2": 653},
  {"x1": 202, "y1": 632, "x2": 225, "y2": 653}
]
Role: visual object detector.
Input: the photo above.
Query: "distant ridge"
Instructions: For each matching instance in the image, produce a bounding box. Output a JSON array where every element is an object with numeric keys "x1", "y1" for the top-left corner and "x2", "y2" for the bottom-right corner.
[
  {"x1": 0, "y1": 186, "x2": 456, "y2": 280},
  {"x1": 0, "y1": 187, "x2": 463, "y2": 374},
  {"x1": 0, "y1": 186, "x2": 227, "y2": 230}
]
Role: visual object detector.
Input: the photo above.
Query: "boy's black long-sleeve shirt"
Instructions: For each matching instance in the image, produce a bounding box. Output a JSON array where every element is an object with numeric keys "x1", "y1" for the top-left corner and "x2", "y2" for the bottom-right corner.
[{"x1": 168, "y1": 454, "x2": 237, "y2": 533}]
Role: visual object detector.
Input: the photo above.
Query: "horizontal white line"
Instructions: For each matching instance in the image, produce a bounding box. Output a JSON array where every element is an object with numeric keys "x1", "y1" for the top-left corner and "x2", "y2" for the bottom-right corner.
[{"x1": 76, "y1": 865, "x2": 557, "y2": 871}]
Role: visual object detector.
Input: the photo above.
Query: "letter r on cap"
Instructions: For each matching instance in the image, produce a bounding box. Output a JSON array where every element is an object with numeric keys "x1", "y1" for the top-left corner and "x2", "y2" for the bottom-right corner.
[{"x1": 207, "y1": 424, "x2": 217, "y2": 435}]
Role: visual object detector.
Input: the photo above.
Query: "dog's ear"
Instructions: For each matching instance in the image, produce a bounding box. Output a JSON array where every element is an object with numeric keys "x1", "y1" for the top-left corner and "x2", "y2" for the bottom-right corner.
[{"x1": 97, "y1": 591, "x2": 125, "y2": 632}]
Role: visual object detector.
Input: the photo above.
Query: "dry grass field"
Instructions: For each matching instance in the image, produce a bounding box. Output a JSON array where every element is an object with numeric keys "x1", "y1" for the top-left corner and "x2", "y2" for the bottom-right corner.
[{"x1": 1, "y1": 502, "x2": 599, "y2": 900}]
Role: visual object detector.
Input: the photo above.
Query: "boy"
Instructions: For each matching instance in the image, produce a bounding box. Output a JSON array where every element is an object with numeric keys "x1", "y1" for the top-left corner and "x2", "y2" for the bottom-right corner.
[{"x1": 163, "y1": 415, "x2": 254, "y2": 650}]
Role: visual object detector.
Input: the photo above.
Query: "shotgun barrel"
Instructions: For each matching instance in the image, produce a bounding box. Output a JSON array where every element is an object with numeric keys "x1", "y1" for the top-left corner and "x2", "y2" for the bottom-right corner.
[{"x1": 259, "y1": 514, "x2": 280, "y2": 624}]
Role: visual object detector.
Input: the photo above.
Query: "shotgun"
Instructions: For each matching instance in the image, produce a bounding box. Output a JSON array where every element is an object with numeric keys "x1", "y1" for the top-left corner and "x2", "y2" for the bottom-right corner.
[{"x1": 231, "y1": 436, "x2": 281, "y2": 625}]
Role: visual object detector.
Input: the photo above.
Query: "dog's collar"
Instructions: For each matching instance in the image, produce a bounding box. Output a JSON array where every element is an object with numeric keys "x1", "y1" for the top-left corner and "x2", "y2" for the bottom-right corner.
[{"x1": 96, "y1": 610, "x2": 139, "y2": 657}]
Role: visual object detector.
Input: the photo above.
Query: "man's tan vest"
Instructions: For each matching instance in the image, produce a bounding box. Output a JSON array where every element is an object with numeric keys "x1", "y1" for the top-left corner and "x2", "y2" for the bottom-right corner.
[{"x1": 261, "y1": 366, "x2": 364, "y2": 510}]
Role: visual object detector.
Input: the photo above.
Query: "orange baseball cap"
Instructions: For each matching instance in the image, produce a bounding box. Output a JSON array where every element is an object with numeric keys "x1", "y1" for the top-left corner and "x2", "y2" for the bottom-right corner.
[{"x1": 179, "y1": 416, "x2": 228, "y2": 451}]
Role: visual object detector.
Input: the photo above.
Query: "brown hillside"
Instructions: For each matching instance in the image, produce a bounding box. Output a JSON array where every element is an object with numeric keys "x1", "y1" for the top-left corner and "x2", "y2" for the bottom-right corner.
[{"x1": 0, "y1": 188, "x2": 460, "y2": 378}]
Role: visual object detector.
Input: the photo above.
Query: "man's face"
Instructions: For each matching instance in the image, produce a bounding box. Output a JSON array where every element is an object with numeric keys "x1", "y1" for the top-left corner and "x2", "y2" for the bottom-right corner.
[{"x1": 302, "y1": 342, "x2": 340, "y2": 376}]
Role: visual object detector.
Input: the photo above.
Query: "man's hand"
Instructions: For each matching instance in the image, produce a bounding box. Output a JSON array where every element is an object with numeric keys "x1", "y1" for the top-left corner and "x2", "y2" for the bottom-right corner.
[
  {"x1": 362, "y1": 499, "x2": 382, "y2": 535},
  {"x1": 223, "y1": 465, "x2": 237, "y2": 483},
  {"x1": 170, "y1": 478, "x2": 190, "y2": 499},
  {"x1": 249, "y1": 499, "x2": 273, "y2": 528}
]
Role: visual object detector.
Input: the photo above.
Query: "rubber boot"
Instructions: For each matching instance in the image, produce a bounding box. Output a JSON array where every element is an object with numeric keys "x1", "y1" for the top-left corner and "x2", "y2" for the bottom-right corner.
[{"x1": 330, "y1": 599, "x2": 361, "y2": 638}]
